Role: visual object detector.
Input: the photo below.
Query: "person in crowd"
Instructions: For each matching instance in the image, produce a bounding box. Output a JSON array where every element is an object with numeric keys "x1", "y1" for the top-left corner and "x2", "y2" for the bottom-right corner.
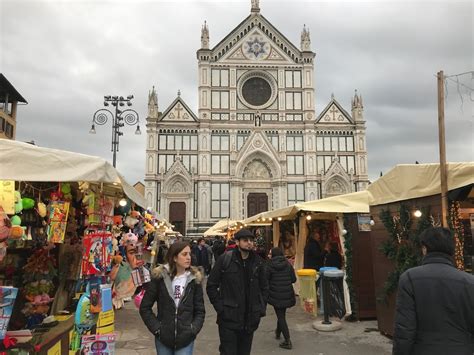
[
  {"x1": 140, "y1": 241, "x2": 205, "y2": 355},
  {"x1": 393, "y1": 227, "x2": 474, "y2": 355},
  {"x1": 323, "y1": 241, "x2": 343, "y2": 269},
  {"x1": 224, "y1": 239, "x2": 237, "y2": 252},
  {"x1": 204, "y1": 239, "x2": 213, "y2": 270},
  {"x1": 280, "y1": 230, "x2": 296, "y2": 265},
  {"x1": 266, "y1": 247, "x2": 296, "y2": 350},
  {"x1": 303, "y1": 228, "x2": 325, "y2": 271},
  {"x1": 212, "y1": 236, "x2": 226, "y2": 262},
  {"x1": 192, "y1": 238, "x2": 210, "y2": 274},
  {"x1": 207, "y1": 229, "x2": 269, "y2": 355}
]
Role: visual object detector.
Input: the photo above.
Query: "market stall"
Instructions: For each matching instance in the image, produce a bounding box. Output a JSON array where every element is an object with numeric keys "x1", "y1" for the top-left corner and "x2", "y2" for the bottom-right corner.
[
  {"x1": 366, "y1": 162, "x2": 474, "y2": 336},
  {"x1": 0, "y1": 139, "x2": 162, "y2": 354},
  {"x1": 240, "y1": 191, "x2": 372, "y2": 318}
]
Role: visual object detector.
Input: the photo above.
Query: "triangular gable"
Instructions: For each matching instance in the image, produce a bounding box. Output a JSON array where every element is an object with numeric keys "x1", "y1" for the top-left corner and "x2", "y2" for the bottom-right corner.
[
  {"x1": 211, "y1": 14, "x2": 304, "y2": 64},
  {"x1": 220, "y1": 28, "x2": 296, "y2": 64},
  {"x1": 164, "y1": 157, "x2": 193, "y2": 182},
  {"x1": 160, "y1": 96, "x2": 199, "y2": 122},
  {"x1": 316, "y1": 98, "x2": 353, "y2": 124},
  {"x1": 236, "y1": 129, "x2": 279, "y2": 163},
  {"x1": 325, "y1": 158, "x2": 351, "y2": 179}
]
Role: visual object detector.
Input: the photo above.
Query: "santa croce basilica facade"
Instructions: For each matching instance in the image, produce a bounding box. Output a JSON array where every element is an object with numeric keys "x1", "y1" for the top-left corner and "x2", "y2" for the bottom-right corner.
[{"x1": 145, "y1": 0, "x2": 369, "y2": 235}]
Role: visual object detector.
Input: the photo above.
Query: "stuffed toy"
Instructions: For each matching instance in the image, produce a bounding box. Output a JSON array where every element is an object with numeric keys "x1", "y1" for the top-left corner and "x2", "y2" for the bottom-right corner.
[
  {"x1": 22, "y1": 197, "x2": 35, "y2": 210},
  {"x1": 37, "y1": 199, "x2": 47, "y2": 218},
  {"x1": 0, "y1": 207, "x2": 11, "y2": 241},
  {"x1": 14, "y1": 191, "x2": 23, "y2": 214},
  {"x1": 61, "y1": 183, "x2": 73, "y2": 201},
  {"x1": 124, "y1": 215, "x2": 138, "y2": 228},
  {"x1": 111, "y1": 255, "x2": 123, "y2": 265}
]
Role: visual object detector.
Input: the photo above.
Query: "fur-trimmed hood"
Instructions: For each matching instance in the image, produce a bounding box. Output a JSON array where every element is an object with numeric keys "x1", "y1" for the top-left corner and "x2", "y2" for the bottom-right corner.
[{"x1": 151, "y1": 264, "x2": 204, "y2": 284}]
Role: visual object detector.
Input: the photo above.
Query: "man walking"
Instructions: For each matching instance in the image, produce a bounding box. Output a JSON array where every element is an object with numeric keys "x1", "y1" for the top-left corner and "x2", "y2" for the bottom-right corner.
[
  {"x1": 193, "y1": 238, "x2": 210, "y2": 275},
  {"x1": 207, "y1": 229, "x2": 269, "y2": 355},
  {"x1": 393, "y1": 227, "x2": 474, "y2": 355}
]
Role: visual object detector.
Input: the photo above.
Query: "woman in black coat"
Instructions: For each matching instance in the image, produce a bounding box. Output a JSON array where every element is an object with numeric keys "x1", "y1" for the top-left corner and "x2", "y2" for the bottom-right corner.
[
  {"x1": 140, "y1": 241, "x2": 205, "y2": 355},
  {"x1": 266, "y1": 247, "x2": 297, "y2": 350}
]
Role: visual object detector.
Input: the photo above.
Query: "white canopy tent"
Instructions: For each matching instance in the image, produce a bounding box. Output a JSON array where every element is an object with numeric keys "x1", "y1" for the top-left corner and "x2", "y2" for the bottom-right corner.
[{"x1": 0, "y1": 139, "x2": 147, "y2": 208}]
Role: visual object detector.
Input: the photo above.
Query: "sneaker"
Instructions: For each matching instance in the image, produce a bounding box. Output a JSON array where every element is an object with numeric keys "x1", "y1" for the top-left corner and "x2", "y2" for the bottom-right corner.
[{"x1": 279, "y1": 340, "x2": 292, "y2": 350}]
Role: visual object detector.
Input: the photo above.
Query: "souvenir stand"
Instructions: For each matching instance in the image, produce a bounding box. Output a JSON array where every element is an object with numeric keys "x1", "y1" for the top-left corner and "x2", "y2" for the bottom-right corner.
[
  {"x1": 366, "y1": 162, "x2": 474, "y2": 336},
  {"x1": 0, "y1": 139, "x2": 155, "y2": 354},
  {"x1": 239, "y1": 191, "x2": 372, "y2": 318}
]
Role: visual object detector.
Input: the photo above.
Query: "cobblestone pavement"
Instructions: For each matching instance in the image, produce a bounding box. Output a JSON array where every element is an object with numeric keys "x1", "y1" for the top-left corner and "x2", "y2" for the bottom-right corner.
[{"x1": 115, "y1": 281, "x2": 392, "y2": 355}]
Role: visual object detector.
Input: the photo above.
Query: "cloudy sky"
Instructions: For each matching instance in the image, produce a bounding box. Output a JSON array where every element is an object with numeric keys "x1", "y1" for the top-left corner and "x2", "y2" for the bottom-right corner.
[{"x1": 1, "y1": 0, "x2": 472, "y2": 185}]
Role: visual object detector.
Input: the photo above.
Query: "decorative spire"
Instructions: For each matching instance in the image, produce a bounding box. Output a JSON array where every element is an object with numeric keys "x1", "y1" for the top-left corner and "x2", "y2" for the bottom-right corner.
[
  {"x1": 148, "y1": 85, "x2": 158, "y2": 119},
  {"x1": 352, "y1": 89, "x2": 363, "y2": 109},
  {"x1": 251, "y1": 0, "x2": 260, "y2": 13},
  {"x1": 177, "y1": 89, "x2": 181, "y2": 97},
  {"x1": 201, "y1": 21, "x2": 209, "y2": 49},
  {"x1": 331, "y1": 93, "x2": 335, "y2": 100},
  {"x1": 301, "y1": 24, "x2": 311, "y2": 51}
]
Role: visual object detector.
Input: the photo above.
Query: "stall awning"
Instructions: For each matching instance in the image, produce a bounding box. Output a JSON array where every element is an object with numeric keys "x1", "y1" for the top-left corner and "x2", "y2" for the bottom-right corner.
[
  {"x1": 203, "y1": 219, "x2": 238, "y2": 236},
  {"x1": 241, "y1": 191, "x2": 370, "y2": 225},
  {"x1": 367, "y1": 162, "x2": 474, "y2": 206},
  {"x1": 0, "y1": 139, "x2": 147, "y2": 208}
]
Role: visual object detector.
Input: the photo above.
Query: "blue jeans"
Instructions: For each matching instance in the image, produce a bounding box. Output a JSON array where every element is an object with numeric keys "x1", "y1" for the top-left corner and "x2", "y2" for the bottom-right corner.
[{"x1": 155, "y1": 338, "x2": 194, "y2": 355}]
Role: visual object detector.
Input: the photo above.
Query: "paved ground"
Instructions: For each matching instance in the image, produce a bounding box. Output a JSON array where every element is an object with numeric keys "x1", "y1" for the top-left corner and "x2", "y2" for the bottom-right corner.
[{"x1": 115, "y1": 281, "x2": 392, "y2": 355}]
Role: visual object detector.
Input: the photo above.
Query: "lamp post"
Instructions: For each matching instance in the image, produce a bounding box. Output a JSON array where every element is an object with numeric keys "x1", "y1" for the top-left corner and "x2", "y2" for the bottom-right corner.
[{"x1": 89, "y1": 95, "x2": 141, "y2": 167}]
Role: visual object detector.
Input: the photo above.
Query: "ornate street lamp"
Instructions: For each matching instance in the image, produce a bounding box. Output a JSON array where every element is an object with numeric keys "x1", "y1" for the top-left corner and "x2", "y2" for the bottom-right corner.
[{"x1": 89, "y1": 95, "x2": 141, "y2": 167}]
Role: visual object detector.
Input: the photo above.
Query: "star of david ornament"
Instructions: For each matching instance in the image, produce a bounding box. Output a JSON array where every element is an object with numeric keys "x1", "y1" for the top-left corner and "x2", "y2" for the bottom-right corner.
[{"x1": 245, "y1": 37, "x2": 267, "y2": 59}]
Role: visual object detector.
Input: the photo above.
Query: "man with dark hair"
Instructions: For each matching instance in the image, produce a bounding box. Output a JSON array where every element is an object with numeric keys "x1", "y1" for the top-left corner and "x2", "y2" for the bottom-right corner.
[
  {"x1": 393, "y1": 227, "x2": 474, "y2": 355},
  {"x1": 192, "y1": 238, "x2": 210, "y2": 274},
  {"x1": 207, "y1": 229, "x2": 269, "y2": 355},
  {"x1": 212, "y1": 236, "x2": 226, "y2": 262}
]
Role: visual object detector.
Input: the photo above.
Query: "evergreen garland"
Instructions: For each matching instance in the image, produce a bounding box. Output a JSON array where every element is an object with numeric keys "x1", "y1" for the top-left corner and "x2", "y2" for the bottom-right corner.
[
  {"x1": 378, "y1": 204, "x2": 431, "y2": 300},
  {"x1": 343, "y1": 215, "x2": 356, "y2": 319}
]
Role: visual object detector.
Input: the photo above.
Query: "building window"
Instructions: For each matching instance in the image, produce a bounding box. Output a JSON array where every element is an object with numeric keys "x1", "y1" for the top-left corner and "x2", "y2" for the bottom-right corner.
[
  {"x1": 287, "y1": 183, "x2": 305, "y2": 205},
  {"x1": 317, "y1": 155, "x2": 356, "y2": 174},
  {"x1": 211, "y1": 69, "x2": 229, "y2": 87},
  {"x1": 286, "y1": 135, "x2": 303, "y2": 152},
  {"x1": 193, "y1": 182, "x2": 198, "y2": 219},
  {"x1": 211, "y1": 113, "x2": 229, "y2": 120},
  {"x1": 211, "y1": 91, "x2": 229, "y2": 109},
  {"x1": 285, "y1": 70, "x2": 302, "y2": 88},
  {"x1": 181, "y1": 155, "x2": 198, "y2": 174},
  {"x1": 211, "y1": 155, "x2": 230, "y2": 174},
  {"x1": 265, "y1": 132, "x2": 279, "y2": 151},
  {"x1": 211, "y1": 135, "x2": 230, "y2": 151},
  {"x1": 286, "y1": 114, "x2": 303, "y2": 121},
  {"x1": 287, "y1": 156, "x2": 304, "y2": 175},
  {"x1": 317, "y1": 135, "x2": 354, "y2": 152},
  {"x1": 237, "y1": 131, "x2": 250, "y2": 150},
  {"x1": 158, "y1": 154, "x2": 175, "y2": 173},
  {"x1": 211, "y1": 183, "x2": 229, "y2": 218},
  {"x1": 158, "y1": 134, "x2": 198, "y2": 151},
  {"x1": 0, "y1": 117, "x2": 5, "y2": 132},
  {"x1": 285, "y1": 92, "x2": 302, "y2": 110}
]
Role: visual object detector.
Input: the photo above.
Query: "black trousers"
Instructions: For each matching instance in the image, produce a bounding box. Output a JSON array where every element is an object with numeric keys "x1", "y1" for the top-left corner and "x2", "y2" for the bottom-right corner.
[
  {"x1": 218, "y1": 325, "x2": 254, "y2": 355},
  {"x1": 274, "y1": 307, "x2": 290, "y2": 341}
]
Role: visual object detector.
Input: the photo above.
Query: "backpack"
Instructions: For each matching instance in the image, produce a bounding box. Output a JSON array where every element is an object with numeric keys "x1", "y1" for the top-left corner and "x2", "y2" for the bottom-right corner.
[{"x1": 221, "y1": 250, "x2": 233, "y2": 272}]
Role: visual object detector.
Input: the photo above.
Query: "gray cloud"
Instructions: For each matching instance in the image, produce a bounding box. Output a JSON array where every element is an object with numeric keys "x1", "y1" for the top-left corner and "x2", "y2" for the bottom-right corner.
[{"x1": 1, "y1": 0, "x2": 472, "y2": 186}]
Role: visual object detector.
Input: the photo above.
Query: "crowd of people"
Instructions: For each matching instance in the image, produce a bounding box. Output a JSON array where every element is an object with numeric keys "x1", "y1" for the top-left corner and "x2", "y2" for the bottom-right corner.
[{"x1": 138, "y1": 226, "x2": 473, "y2": 355}]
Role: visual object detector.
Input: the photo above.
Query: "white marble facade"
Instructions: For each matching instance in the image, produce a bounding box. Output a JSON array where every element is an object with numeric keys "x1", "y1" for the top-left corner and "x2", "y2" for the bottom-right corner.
[{"x1": 145, "y1": 0, "x2": 369, "y2": 235}]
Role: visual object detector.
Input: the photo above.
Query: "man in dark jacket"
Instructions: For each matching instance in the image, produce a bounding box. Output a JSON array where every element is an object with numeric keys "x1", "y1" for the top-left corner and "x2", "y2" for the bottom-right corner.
[
  {"x1": 207, "y1": 229, "x2": 269, "y2": 355},
  {"x1": 303, "y1": 228, "x2": 324, "y2": 271},
  {"x1": 193, "y1": 238, "x2": 210, "y2": 274},
  {"x1": 393, "y1": 227, "x2": 474, "y2": 355}
]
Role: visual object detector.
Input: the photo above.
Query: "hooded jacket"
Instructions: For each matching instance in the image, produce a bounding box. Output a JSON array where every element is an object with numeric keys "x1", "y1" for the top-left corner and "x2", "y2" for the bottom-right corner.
[
  {"x1": 139, "y1": 265, "x2": 205, "y2": 350},
  {"x1": 266, "y1": 255, "x2": 297, "y2": 309},
  {"x1": 393, "y1": 252, "x2": 474, "y2": 355}
]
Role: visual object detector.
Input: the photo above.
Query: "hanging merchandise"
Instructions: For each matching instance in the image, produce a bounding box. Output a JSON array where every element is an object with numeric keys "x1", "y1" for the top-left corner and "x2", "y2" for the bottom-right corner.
[
  {"x1": 82, "y1": 231, "x2": 113, "y2": 276},
  {"x1": 0, "y1": 286, "x2": 18, "y2": 340},
  {"x1": 0, "y1": 181, "x2": 15, "y2": 215},
  {"x1": 47, "y1": 197, "x2": 70, "y2": 244}
]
